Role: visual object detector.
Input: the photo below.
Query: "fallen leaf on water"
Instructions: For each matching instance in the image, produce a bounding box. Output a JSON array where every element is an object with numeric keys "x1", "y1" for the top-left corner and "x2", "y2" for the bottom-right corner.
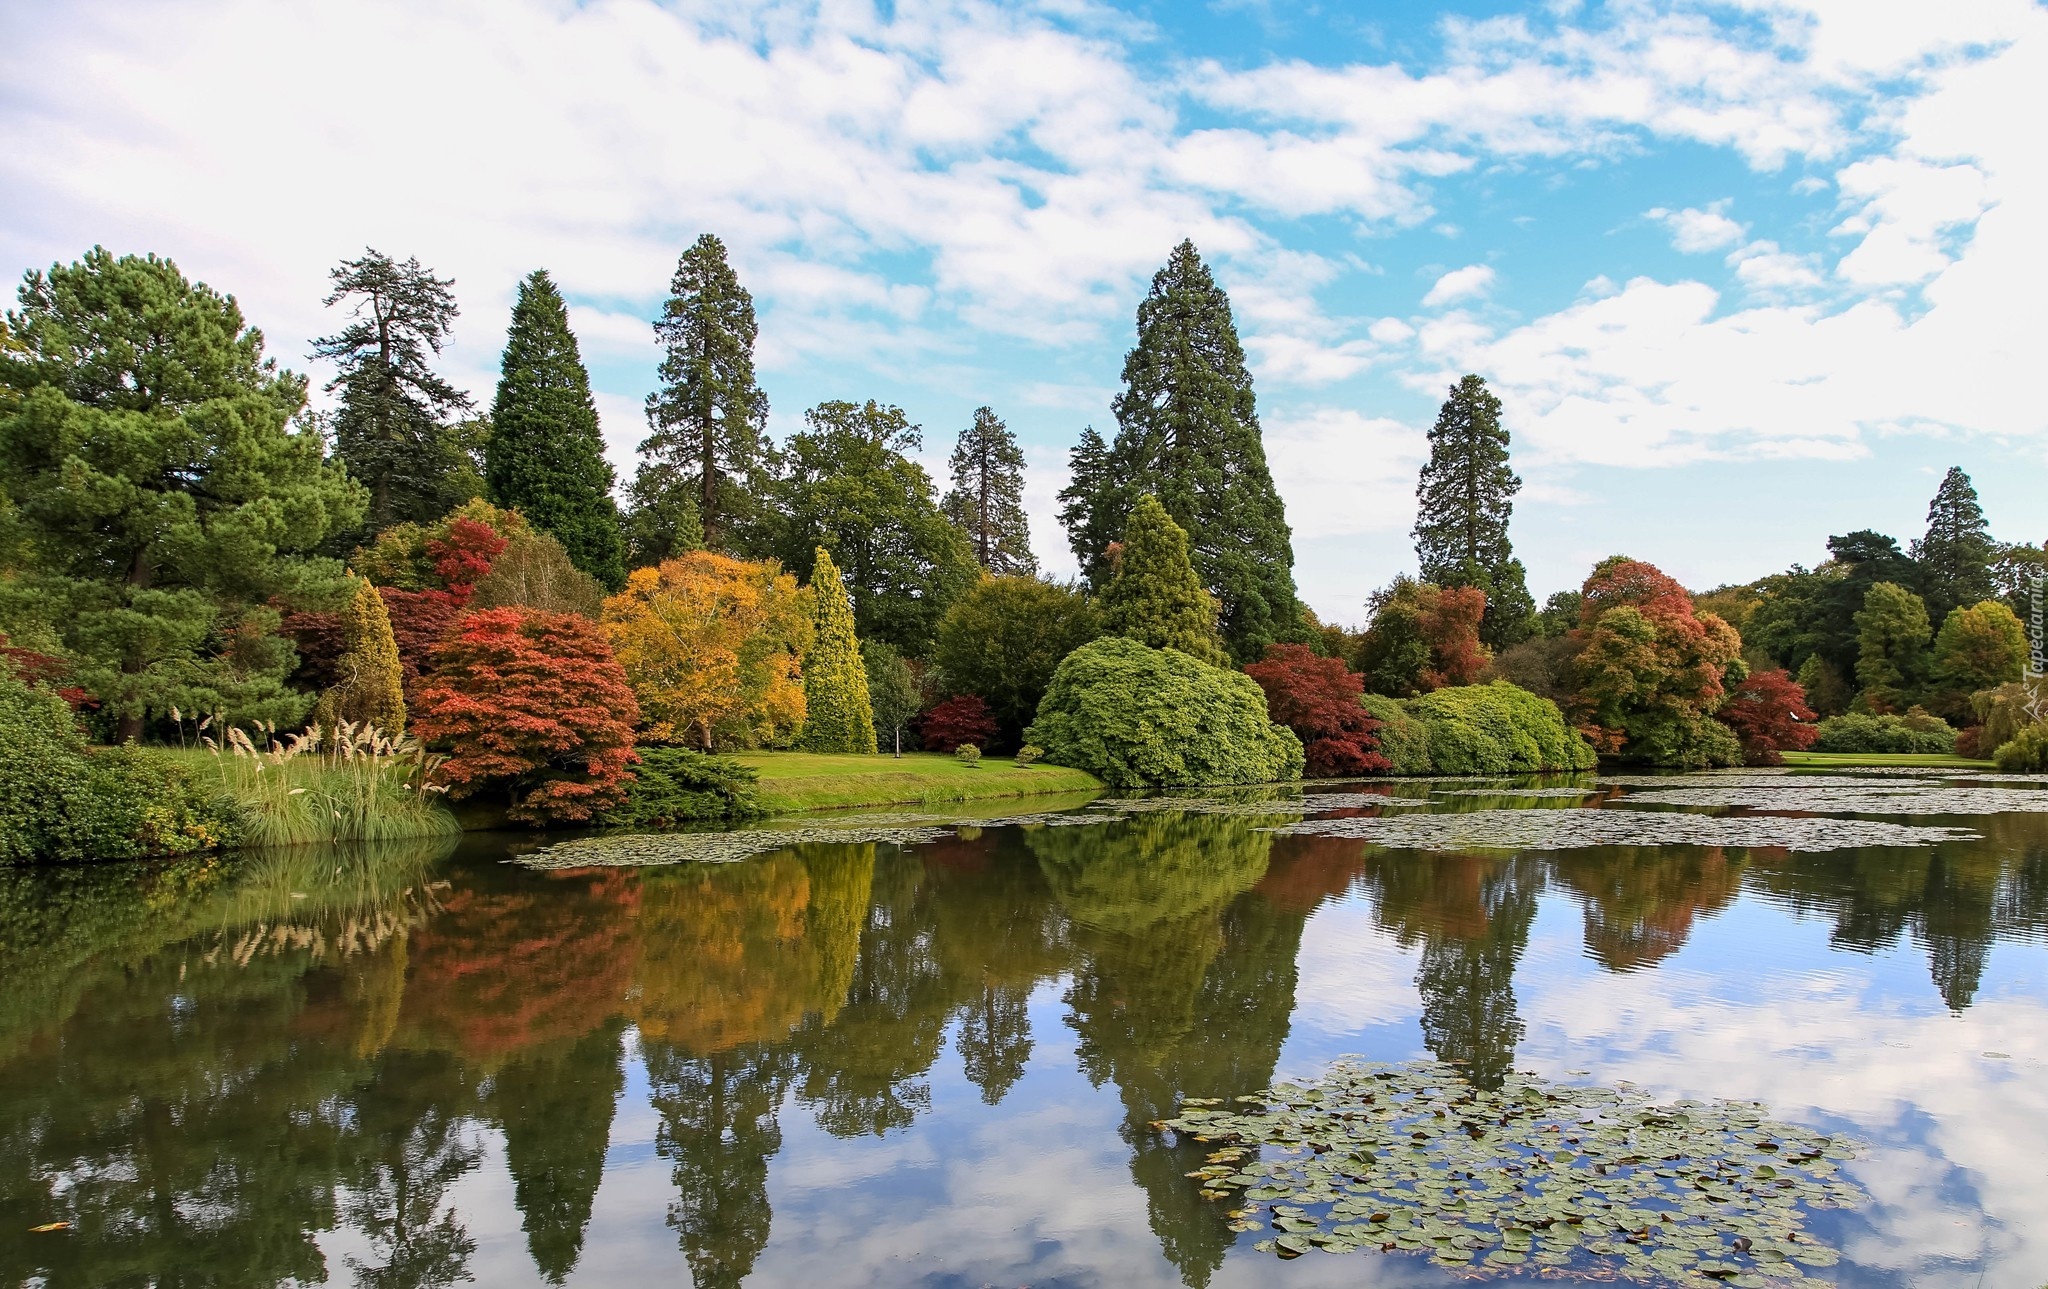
[{"x1": 30, "y1": 1222, "x2": 69, "y2": 1233}]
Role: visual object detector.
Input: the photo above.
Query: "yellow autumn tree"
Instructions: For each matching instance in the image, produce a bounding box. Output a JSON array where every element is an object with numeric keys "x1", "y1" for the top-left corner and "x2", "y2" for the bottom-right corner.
[{"x1": 600, "y1": 551, "x2": 811, "y2": 749}]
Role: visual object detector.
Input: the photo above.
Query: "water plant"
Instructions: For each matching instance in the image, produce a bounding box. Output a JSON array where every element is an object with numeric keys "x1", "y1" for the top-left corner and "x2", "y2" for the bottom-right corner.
[{"x1": 183, "y1": 714, "x2": 456, "y2": 847}]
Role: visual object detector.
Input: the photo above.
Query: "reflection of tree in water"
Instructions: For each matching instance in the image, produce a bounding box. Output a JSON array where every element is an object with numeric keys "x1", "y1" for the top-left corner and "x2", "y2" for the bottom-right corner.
[
  {"x1": 647, "y1": 1043, "x2": 795, "y2": 1289},
  {"x1": 485, "y1": 1020, "x2": 629, "y2": 1284},
  {"x1": 340, "y1": 1048, "x2": 484, "y2": 1289},
  {"x1": 1362, "y1": 851, "x2": 1543, "y2": 1090},
  {"x1": 1548, "y1": 846, "x2": 1745, "y2": 971},
  {"x1": 1032, "y1": 810, "x2": 1302, "y2": 1288}
]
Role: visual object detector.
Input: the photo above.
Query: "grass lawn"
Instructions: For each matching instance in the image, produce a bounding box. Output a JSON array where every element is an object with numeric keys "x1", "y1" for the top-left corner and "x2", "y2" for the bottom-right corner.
[
  {"x1": 732, "y1": 751, "x2": 1103, "y2": 814},
  {"x1": 1779, "y1": 750, "x2": 1997, "y2": 769}
]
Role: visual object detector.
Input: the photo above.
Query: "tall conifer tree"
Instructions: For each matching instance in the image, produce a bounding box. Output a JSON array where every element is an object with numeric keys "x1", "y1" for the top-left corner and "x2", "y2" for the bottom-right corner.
[
  {"x1": 314, "y1": 249, "x2": 473, "y2": 530},
  {"x1": 1412, "y1": 373, "x2": 1536, "y2": 649},
  {"x1": 1056, "y1": 425, "x2": 1122, "y2": 587},
  {"x1": 1063, "y1": 241, "x2": 1299, "y2": 663},
  {"x1": 639, "y1": 234, "x2": 770, "y2": 552},
  {"x1": 1915, "y1": 466, "x2": 1997, "y2": 623},
  {"x1": 942, "y1": 406, "x2": 1036, "y2": 575},
  {"x1": 1098, "y1": 495, "x2": 1226, "y2": 666},
  {"x1": 485, "y1": 270, "x2": 625, "y2": 589},
  {"x1": 799, "y1": 546, "x2": 877, "y2": 753}
]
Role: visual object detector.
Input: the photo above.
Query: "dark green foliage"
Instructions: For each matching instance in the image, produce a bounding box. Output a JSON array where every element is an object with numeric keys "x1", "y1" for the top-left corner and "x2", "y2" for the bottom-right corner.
[
  {"x1": 1613, "y1": 710, "x2": 1745, "y2": 769},
  {"x1": 1413, "y1": 374, "x2": 1535, "y2": 649},
  {"x1": 1854, "y1": 581, "x2": 1931, "y2": 713},
  {"x1": 1358, "y1": 694, "x2": 1433, "y2": 774},
  {"x1": 1482, "y1": 634, "x2": 1576, "y2": 705},
  {"x1": 623, "y1": 481, "x2": 705, "y2": 569},
  {"x1": 942, "y1": 406, "x2": 1035, "y2": 575},
  {"x1": 1098, "y1": 495, "x2": 1225, "y2": 666},
  {"x1": 1990, "y1": 541, "x2": 2046, "y2": 621},
  {"x1": 0, "y1": 248, "x2": 364, "y2": 736},
  {"x1": 1405, "y1": 682, "x2": 1597, "y2": 774},
  {"x1": 488, "y1": 1023, "x2": 628, "y2": 1285},
  {"x1": 1915, "y1": 467, "x2": 1996, "y2": 623},
  {"x1": 1065, "y1": 242, "x2": 1299, "y2": 662},
  {"x1": 1024, "y1": 636, "x2": 1303, "y2": 787},
  {"x1": 1813, "y1": 711, "x2": 1958, "y2": 755},
  {"x1": 314, "y1": 249, "x2": 474, "y2": 530},
  {"x1": 484, "y1": 271, "x2": 625, "y2": 590},
  {"x1": 1534, "y1": 590, "x2": 1581, "y2": 638},
  {"x1": 640, "y1": 234, "x2": 770, "y2": 550},
  {"x1": 599, "y1": 747, "x2": 763, "y2": 827},
  {"x1": 932, "y1": 576, "x2": 1100, "y2": 745},
  {"x1": 770, "y1": 400, "x2": 979, "y2": 656},
  {"x1": 862, "y1": 640, "x2": 922, "y2": 756}
]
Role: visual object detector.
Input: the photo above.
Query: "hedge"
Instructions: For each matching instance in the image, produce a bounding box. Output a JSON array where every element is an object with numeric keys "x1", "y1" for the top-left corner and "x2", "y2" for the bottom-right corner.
[{"x1": 1812, "y1": 712, "x2": 1958, "y2": 755}]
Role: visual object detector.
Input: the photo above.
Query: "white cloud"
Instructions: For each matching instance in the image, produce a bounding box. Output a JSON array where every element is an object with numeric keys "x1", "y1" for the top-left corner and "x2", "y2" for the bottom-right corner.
[
  {"x1": 1421, "y1": 264, "x2": 1497, "y2": 307},
  {"x1": 1648, "y1": 202, "x2": 1748, "y2": 252}
]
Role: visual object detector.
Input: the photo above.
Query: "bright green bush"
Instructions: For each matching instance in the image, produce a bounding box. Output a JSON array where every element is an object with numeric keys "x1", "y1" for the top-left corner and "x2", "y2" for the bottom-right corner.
[
  {"x1": 0, "y1": 675, "x2": 91, "y2": 864},
  {"x1": 1359, "y1": 694, "x2": 1432, "y2": 775},
  {"x1": 600, "y1": 747, "x2": 763, "y2": 828},
  {"x1": 955, "y1": 743, "x2": 982, "y2": 766},
  {"x1": 1618, "y1": 711, "x2": 1744, "y2": 769},
  {"x1": 1026, "y1": 636, "x2": 1304, "y2": 787},
  {"x1": 1014, "y1": 743, "x2": 1045, "y2": 766},
  {"x1": 1405, "y1": 682, "x2": 1596, "y2": 774},
  {"x1": 1992, "y1": 723, "x2": 2048, "y2": 772},
  {"x1": 1813, "y1": 712, "x2": 1958, "y2": 755}
]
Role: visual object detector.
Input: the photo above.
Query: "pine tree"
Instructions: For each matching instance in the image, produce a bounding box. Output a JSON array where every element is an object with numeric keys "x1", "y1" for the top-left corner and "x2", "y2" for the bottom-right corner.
[
  {"x1": 799, "y1": 547, "x2": 877, "y2": 753},
  {"x1": 314, "y1": 249, "x2": 473, "y2": 530},
  {"x1": 1065, "y1": 242, "x2": 1299, "y2": 663},
  {"x1": 484, "y1": 270, "x2": 626, "y2": 589},
  {"x1": 315, "y1": 574, "x2": 406, "y2": 737},
  {"x1": 1099, "y1": 495, "x2": 1226, "y2": 666},
  {"x1": 1413, "y1": 374, "x2": 1536, "y2": 649},
  {"x1": 1056, "y1": 424, "x2": 1123, "y2": 587},
  {"x1": 942, "y1": 406, "x2": 1036, "y2": 575},
  {"x1": 640, "y1": 234, "x2": 770, "y2": 551},
  {"x1": 1916, "y1": 466, "x2": 1997, "y2": 623}
]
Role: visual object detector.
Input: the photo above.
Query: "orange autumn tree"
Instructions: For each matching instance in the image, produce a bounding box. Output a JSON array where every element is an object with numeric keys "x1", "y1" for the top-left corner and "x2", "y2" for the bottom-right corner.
[
  {"x1": 601, "y1": 552, "x2": 811, "y2": 750},
  {"x1": 1570, "y1": 556, "x2": 1745, "y2": 767}
]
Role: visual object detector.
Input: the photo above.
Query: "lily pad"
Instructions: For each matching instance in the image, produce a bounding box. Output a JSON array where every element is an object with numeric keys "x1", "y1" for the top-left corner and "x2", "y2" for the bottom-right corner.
[{"x1": 1263, "y1": 809, "x2": 1974, "y2": 852}]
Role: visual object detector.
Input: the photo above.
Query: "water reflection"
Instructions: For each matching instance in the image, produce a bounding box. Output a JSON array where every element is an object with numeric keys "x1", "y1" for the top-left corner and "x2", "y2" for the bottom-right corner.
[{"x1": 1, "y1": 802, "x2": 2045, "y2": 1287}]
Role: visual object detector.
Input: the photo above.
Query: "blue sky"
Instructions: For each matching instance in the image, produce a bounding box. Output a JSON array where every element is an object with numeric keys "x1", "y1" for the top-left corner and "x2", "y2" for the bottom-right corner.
[{"x1": 2, "y1": 0, "x2": 2042, "y2": 622}]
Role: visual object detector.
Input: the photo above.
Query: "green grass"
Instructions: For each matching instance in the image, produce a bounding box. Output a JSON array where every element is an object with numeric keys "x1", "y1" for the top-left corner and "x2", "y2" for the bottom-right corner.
[
  {"x1": 157, "y1": 743, "x2": 459, "y2": 847},
  {"x1": 1779, "y1": 751, "x2": 1997, "y2": 769},
  {"x1": 731, "y1": 751, "x2": 1103, "y2": 815}
]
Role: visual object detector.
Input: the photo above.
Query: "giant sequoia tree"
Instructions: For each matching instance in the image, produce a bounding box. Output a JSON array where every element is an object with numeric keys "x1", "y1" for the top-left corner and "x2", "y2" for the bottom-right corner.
[
  {"x1": 484, "y1": 270, "x2": 625, "y2": 590},
  {"x1": 0, "y1": 249, "x2": 364, "y2": 738},
  {"x1": 942, "y1": 406, "x2": 1035, "y2": 575},
  {"x1": 639, "y1": 234, "x2": 770, "y2": 553},
  {"x1": 1915, "y1": 467, "x2": 1996, "y2": 623},
  {"x1": 314, "y1": 249, "x2": 473, "y2": 530},
  {"x1": 1062, "y1": 242, "x2": 1299, "y2": 663},
  {"x1": 1413, "y1": 374, "x2": 1535, "y2": 649}
]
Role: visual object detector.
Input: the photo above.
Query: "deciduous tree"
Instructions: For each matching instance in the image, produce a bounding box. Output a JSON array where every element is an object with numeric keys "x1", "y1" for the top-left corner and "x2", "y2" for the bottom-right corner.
[
  {"x1": 1243, "y1": 643, "x2": 1389, "y2": 777},
  {"x1": 798, "y1": 547, "x2": 876, "y2": 753},
  {"x1": 1715, "y1": 667, "x2": 1818, "y2": 765},
  {"x1": 1853, "y1": 581, "x2": 1931, "y2": 714},
  {"x1": 1353, "y1": 577, "x2": 1489, "y2": 697},
  {"x1": 918, "y1": 693, "x2": 998, "y2": 753},
  {"x1": 1570, "y1": 556, "x2": 1744, "y2": 766},
  {"x1": 1412, "y1": 374, "x2": 1535, "y2": 648},
  {"x1": 1098, "y1": 495, "x2": 1225, "y2": 666},
  {"x1": 933, "y1": 576, "x2": 1101, "y2": 744},
  {"x1": 1928, "y1": 599, "x2": 2027, "y2": 718},
  {"x1": 862, "y1": 640, "x2": 921, "y2": 756},
  {"x1": 942, "y1": 407, "x2": 1035, "y2": 575}
]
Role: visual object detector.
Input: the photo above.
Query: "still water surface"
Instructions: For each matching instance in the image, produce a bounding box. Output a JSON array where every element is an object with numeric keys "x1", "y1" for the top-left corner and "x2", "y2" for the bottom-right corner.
[{"x1": 2, "y1": 776, "x2": 2045, "y2": 1288}]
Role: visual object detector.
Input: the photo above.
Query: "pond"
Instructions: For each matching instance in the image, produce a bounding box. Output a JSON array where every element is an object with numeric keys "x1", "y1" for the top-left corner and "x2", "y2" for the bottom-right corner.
[{"x1": 2, "y1": 772, "x2": 2045, "y2": 1288}]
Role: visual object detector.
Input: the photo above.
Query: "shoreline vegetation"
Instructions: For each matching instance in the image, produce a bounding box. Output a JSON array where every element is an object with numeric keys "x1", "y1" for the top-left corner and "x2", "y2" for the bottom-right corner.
[{"x1": 736, "y1": 752, "x2": 1103, "y2": 816}]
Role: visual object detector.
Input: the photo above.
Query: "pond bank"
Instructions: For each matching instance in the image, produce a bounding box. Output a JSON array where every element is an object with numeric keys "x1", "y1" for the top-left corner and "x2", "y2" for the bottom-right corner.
[
  {"x1": 1779, "y1": 750, "x2": 1997, "y2": 769},
  {"x1": 732, "y1": 751, "x2": 1104, "y2": 814}
]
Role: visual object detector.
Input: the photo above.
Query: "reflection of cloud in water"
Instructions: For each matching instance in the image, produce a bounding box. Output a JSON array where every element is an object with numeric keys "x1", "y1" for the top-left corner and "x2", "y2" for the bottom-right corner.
[{"x1": 1289, "y1": 899, "x2": 1422, "y2": 1035}]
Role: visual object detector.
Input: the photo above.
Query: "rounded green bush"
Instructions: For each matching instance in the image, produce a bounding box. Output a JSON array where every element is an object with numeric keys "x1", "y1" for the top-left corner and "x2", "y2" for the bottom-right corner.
[
  {"x1": 1993, "y1": 723, "x2": 2048, "y2": 772},
  {"x1": 1405, "y1": 682, "x2": 1596, "y2": 774},
  {"x1": 1358, "y1": 694, "x2": 1432, "y2": 775},
  {"x1": 1025, "y1": 637, "x2": 1305, "y2": 788},
  {"x1": 1813, "y1": 712, "x2": 1957, "y2": 755},
  {"x1": 956, "y1": 743, "x2": 982, "y2": 766}
]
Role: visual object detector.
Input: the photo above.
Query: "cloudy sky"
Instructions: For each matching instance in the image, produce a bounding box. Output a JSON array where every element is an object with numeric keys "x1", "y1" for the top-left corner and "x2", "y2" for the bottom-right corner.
[{"x1": 3, "y1": 0, "x2": 2042, "y2": 622}]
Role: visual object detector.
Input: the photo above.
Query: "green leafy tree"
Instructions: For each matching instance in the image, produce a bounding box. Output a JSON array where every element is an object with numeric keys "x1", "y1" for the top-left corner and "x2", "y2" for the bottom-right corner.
[
  {"x1": 1854, "y1": 581, "x2": 1932, "y2": 714},
  {"x1": 639, "y1": 234, "x2": 770, "y2": 551},
  {"x1": 770, "y1": 400, "x2": 979, "y2": 656},
  {"x1": 1099, "y1": 495, "x2": 1225, "y2": 666},
  {"x1": 862, "y1": 639, "x2": 921, "y2": 756},
  {"x1": 0, "y1": 248, "x2": 365, "y2": 738},
  {"x1": 1928, "y1": 599, "x2": 2027, "y2": 718},
  {"x1": 933, "y1": 576, "x2": 1102, "y2": 744},
  {"x1": 942, "y1": 406, "x2": 1035, "y2": 575},
  {"x1": 800, "y1": 547, "x2": 877, "y2": 753},
  {"x1": 314, "y1": 574, "x2": 406, "y2": 737},
  {"x1": 484, "y1": 270, "x2": 625, "y2": 590},
  {"x1": 1989, "y1": 540, "x2": 2046, "y2": 621},
  {"x1": 623, "y1": 482, "x2": 704, "y2": 569},
  {"x1": 314, "y1": 248, "x2": 473, "y2": 530},
  {"x1": 1413, "y1": 374, "x2": 1536, "y2": 649},
  {"x1": 1915, "y1": 466, "x2": 1997, "y2": 623},
  {"x1": 1065, "y1": 242, "x2": 1299, "y2": 662}
]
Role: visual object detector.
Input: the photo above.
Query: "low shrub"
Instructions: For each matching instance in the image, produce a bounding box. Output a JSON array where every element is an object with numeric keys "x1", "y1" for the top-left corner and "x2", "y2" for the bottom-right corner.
[
  {"x1": 599, "y1": 747, "x2": 763, "y2": 828},
  {"x1": 1993, "y1": 723, "x2": 2048, "y2": 772},
  {"x1": 955, "y1": 743, "x2": 982, "y2": 766},
  {"x1": 1406, "y1": 682, "x2": 1597, "y2": 774},
  {"x1": 1956, "y1": 725, "x2": 1985, "y2": 760},
  {"x1": 1025, "y1": 637, "x2": 1304, "y2": 788},
  {"x1": 1359, "y1": 694, "x2": 1432, "y2": 775},
  {"x1": 1619, "y1": 711, "x2": 1745, "y2": 769},
  {"x1": 1014, "y1": 743, "x2": 1044, "y2": 766},
  {"x1": 1812, "y1": 712, "x2": 1958, "y2": 755}
]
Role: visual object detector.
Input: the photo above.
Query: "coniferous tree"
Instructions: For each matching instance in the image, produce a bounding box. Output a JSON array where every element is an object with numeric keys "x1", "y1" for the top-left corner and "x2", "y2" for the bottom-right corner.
[
  {"x1": 1915, "y1": 466, "x2": 1997, "y2": 623},
  {"x1": 1064, "y1": 242, "x2": 1299, "y2": 662},
  {"x1": 1413, "y1": 374, "x2": 1535, "y2": 649},
  {"x1": 314, "y1": 249, "x2": 473, "y2": 530},
  {"x1": 942, "y1": 406, "x2": 1035, "y2": 575},
  {"x1": 799, "y1": 546, "x2": 877, "y2": 753},
  {"x1": 314, "y1": 574, "x2": 406, "y2": 737},
  {"x1": 484, "y1": 270, "x2": 626, "y2": 590},
  {"x1": 640, "y1": 234, "x2": 770, "y2": 551},
  {"x1": 1098, "y1": 495, "x2": 1226, "y2": 666},
  {"x1": 1056, "y1": 424, "x2": 1123, "y2": 588}
]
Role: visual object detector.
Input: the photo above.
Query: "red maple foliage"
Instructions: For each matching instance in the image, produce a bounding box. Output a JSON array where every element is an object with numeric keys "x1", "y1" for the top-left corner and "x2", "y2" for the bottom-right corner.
[
  {"x1": 919, "y1": 693, "x2": 999, "y2": 752},
  {"x1": 1418, "y1": 585, "x2": 1489, "y2": 690},
  {"x1": 413, "y1": 607, "x2": 641, "y2": 824},
  {"x1": 1244, "y1": 643, "x2": 1391, "y2": 777},
  {"x1": 1715, "y1": 667, "x2": 1819, "y2": 765},
  {"x1": 0, "y1": 632, "x2": 91, "y2": 709},
  {"x1": 426, "y1": 517, "x2": 508, "y2": 602}
]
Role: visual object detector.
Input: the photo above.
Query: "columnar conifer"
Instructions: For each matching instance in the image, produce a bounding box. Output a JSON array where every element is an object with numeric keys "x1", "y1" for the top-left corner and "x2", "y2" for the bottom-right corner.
[
  {"x1": 1098, "y1": 495, "x2": 1226, "y2": 666},
  {"x1": 315, "y1": 575, "x2": 406, "y2": 737},
  {"x1": 942, "y1": 406, "x2": 1035, "y2": 575},
  {"x1": 799, "y1": 547, "x2": 877, "y2": 753},
  {"x1": 486, "y1": 270, "x2": 626, "y2": 589},
  {"x1": 1413, "y1": 374, "x2": 1535, "y2": 649},
  {"x1": 1916, "y1": 467, "x2": 1997, "y2": 623}
]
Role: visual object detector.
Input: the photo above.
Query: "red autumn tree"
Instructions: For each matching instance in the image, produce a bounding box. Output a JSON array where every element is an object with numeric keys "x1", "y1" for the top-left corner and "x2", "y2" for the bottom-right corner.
[
  {"x1": 425, "y1": 516, "x2": 508, "y2": 601},
  {"x1": 0, "y1": 632, "x2": 90, "y2": 709},
  {"x1": 1244, "y1": 643, "x2": 1390, "y2": 777},
  {"x1": 1570, "y1": 556, "x2": 1744, "y2": 764},
  {"x1": 1715, "y1": 667, "x2": 1818, "y2": 765},
  {"x1": 919, "y1": 693, "x2": 999, "y2": 752},
  {"x1": 413, "y1": 607, "x2": 641, "y2": 824},
  {"x1": 1354, "y1": 577, "x2": 1490, "y2": 697}
]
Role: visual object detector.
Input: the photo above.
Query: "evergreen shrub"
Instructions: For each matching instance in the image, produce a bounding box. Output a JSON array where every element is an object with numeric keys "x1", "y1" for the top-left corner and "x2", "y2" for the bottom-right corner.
[
  {"x1": 1405, "y1": 682, "x2": 1596, "y2": 774},
  {"x1": 1812, "y1": 712, "x2": 1958, "y2": 754},
  {"x1": 1992, "y1": 724, "x2": 2048, "y2": 772},
  {"x1": 600, "y1": 747, "x2": 762, "y2": 828},
  {"x1": 1359, "y1": 694, "x2": 1433, "y2": 775}
]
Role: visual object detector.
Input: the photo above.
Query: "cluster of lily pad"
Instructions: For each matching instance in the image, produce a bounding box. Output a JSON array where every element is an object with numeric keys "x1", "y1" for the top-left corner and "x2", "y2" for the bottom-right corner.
[
  {"x1": 1159, "y1": 1060, "x2": 1863, "y2": 1285},
  {"x1": 1613, "y1": 783, "x2": 2048, "y2": 816},
  {"x1": 1264, "y1": 808, "x2": 1976, "y2": 851},
  {"x1": 512, "y1": 824, "x2": 961, "y2": 869}
]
